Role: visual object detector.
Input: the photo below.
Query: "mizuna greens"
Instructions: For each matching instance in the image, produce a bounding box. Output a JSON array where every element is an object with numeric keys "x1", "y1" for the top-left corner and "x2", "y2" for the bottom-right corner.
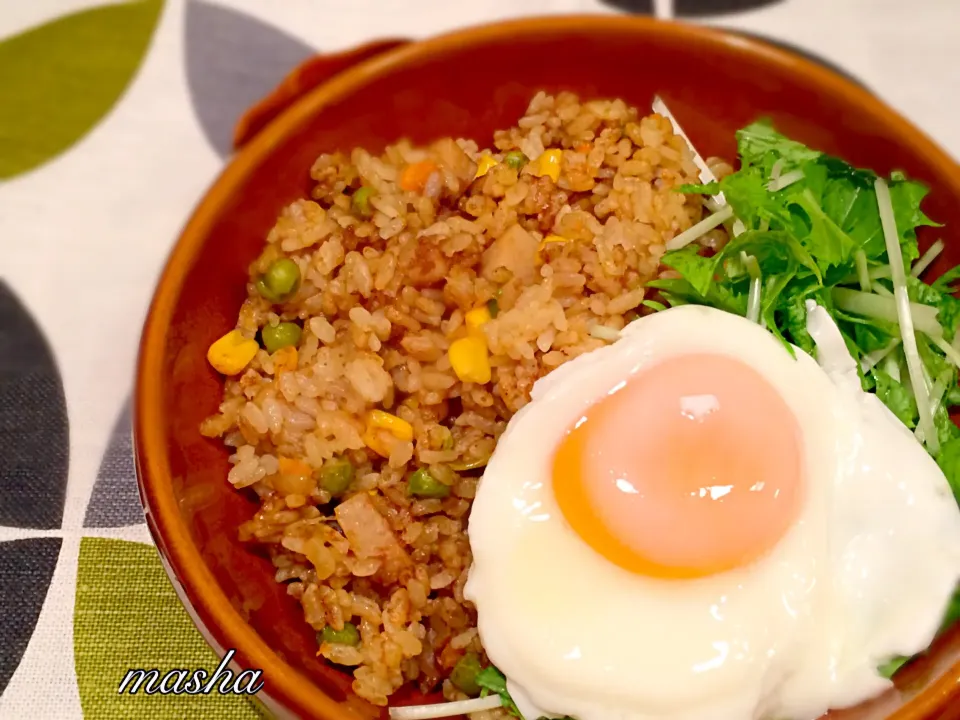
[
  {"x1": 388, "y1": 664, "x2": 572, "y2": 720},
  {"x1": 651, "y1": 121, "x2": 960, "y2": 673}
]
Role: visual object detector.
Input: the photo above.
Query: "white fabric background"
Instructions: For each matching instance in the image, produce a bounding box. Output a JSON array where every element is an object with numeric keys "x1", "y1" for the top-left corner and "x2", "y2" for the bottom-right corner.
[{"x1": 0, "y1": 0, "x2": 957, "y2": 716}]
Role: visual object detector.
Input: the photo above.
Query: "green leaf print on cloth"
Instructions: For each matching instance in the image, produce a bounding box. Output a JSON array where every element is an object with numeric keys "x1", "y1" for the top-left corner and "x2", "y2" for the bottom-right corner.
[
  {"x1": 0, "y1": 0, "x2": 164, "y2": 180},
  {"x1": 74, "y1": 537, "x2": 263, "y2": 719}
]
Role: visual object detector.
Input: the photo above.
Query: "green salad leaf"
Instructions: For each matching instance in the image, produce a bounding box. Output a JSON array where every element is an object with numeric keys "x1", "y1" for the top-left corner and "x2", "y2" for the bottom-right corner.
[
  {"x1": 937, "y1": 437, "x2": 960, "y2": 504},
  {"x1": 678, "y1": 181, "x2": 718, "y2": 194},
  {"x1": 873, "y1": 368, "x2": 918, "y2": 428},
  {"x1": 654, "y1": 119, "x2": 960, "y2": 677},
  {"x1": 877, "y1": 655, "x2": 909, "y2": 680},
  {"x1": 477, "y1": 665, "x2": 577, "y2": 720},
  {"x1": 939, "y1": 584, "x2": 960, "y2": 632},
  {"x1": 476, "y1": 666, "x2": 522, "y2": 717},
  {"x1": 660, "y1": 246, "x2": 717, "y2": 296},
  {"x1": 735, "y1": 120, "x2": 822, "y2": 170},
  {"x1": 932, "y1": 265, "x2": 960, "y2": 293}
]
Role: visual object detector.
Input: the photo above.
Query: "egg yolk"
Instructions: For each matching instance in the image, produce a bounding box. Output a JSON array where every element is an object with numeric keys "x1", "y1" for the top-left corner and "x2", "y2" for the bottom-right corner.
[{"x1": 552, "y1": 353, "x2": 804, "y2": 579}]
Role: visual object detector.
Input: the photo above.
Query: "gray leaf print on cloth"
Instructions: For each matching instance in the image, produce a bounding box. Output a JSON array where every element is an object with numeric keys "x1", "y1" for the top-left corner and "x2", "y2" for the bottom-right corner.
[
  {"x1": 185, "y1": 0, "x2": 316, "y2": 158},
  {"x1": 594, "y1": 0, "x2": 653, "y2": 12},
  {"x1": 0, "y1": 538, "x2": 62, "y2": 694},
  {"x1": 0, "y1": 281, "x2": 68, "y2": 529},
  {"x1": 599, "y1": 0, "x2": 783, "y2": 17},
  {"x1": 674, "y1": 0, "x2": 784, "y2": 15},
  {"x1": 84, "y1": 399, "x2": 143, "y2": 527}
]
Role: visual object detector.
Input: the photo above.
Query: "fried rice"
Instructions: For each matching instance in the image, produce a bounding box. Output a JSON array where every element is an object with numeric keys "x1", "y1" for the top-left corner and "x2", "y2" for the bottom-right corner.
[{"x1": 200, "y1": 91, "x2": 727, "y2": 715}]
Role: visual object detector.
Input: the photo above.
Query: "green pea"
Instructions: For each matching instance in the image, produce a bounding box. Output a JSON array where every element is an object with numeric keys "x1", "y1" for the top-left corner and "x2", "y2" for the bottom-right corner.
[
  {"x1": 451, "y1": 652, "x2": 483, "y2": 697},
  {"x1": 407, "y1": 467, "x2": 450, "y2": 499},
  {"x1": 320, "y1": 622, "x2": 360, "y2": 646},
  {"x1": 319, "y1": 457, "x2": 354, "y2": 496},
  {"x1": 486, "y1": 298, "x2": 499, "y2": 318},
  {"x1": 257, "y1": 258, "x2": 301, "y2": 302},
  {"x1": 255, "y1": 277, "x2": 280, "y2": 303},
  {"x1": 352, "y1": 186, "x2": 373, "y2": 218},
  {"x1": 503, "y1": 150, "x2": 529, "y2": 171},
  {"x1": 262, "y1": 322, "x2": 302, "y2": 353}
]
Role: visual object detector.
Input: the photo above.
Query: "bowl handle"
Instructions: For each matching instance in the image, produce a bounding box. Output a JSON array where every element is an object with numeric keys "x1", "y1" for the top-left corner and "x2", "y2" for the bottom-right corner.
[{"x1": 232, "y1": 38, "x2": 409, "y2": 150}]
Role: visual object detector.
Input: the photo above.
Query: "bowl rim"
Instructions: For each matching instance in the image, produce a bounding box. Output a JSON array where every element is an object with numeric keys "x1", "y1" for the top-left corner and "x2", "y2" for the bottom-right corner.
[{"x1": 135, "y1": 13, "x2": 960, "y2": 719}]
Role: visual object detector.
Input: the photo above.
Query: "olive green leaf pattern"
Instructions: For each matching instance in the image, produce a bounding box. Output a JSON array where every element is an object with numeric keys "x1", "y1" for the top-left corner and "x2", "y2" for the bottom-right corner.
[
  {"x1": 74, "y1": 537, "x2": 262, "y2": 719},
  {"x1": 0, "y1": 0, "x2": 165, "y2": 180}
]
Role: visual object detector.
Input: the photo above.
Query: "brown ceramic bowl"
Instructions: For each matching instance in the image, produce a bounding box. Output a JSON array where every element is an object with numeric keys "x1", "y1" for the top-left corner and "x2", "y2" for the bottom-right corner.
[{"x1": 135, "y1": 14, "x2": 960, "y2": 720}]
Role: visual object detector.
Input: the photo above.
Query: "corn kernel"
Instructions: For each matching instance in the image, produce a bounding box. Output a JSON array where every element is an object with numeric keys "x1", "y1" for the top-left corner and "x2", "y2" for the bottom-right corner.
[
  {"x1": 535, "y1": 149, "x2": 562, "y2": 183},
  {"x1": 272, "y1": 345, "x2": 298, "y2": 373},
  {"x1": 465, "y1": 306, "x2": 492, "y2": 334},
  {"x1": 207, "y1": 329, "x2": 259, "y2": 376},
  {"x1": 364, "y1": 411, "x2": 414, "y2": 456},
  {"x1": 366, "y1": 410, "x2": 414, "y2": 441},
  {"x1": 474, "y1": 153, "x2": 498, "y2": 179},
  {"x1": 448, "y1": 336, "x2": 491, "y2": 384},
  {"x1": 538, "y1": 234, "x2": 569, "y2": 251},
  {"x1": 363, "y1": 429, "x2": 390, "y2": 458}
]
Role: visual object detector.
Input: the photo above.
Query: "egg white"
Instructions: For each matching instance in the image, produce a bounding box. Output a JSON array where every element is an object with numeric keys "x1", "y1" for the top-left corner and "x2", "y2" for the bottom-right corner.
[{"x1": 464, "y1": 304, "x2": 960, "y2": 720}]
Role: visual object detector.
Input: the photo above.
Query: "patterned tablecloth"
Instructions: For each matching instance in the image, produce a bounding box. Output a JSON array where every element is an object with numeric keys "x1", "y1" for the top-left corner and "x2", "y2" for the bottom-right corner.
[{"x1": 0, "y1": 0, "x2": 957, "y2": 717}]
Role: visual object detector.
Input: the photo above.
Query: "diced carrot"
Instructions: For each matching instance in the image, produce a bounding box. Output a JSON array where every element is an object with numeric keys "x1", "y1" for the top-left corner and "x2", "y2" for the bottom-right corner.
[
  {"x1": 575, "y1": 143, "x2": 592, "y2": 153},
  {"x1": 400, "y1": 160, "x2": 439, "y2": 192},
  {"x1": 272, "y1": 345, "x2": 298, "y2": 373},
  {"x1": 278, "y1": 456, "x2": 312, "y2": 478}
]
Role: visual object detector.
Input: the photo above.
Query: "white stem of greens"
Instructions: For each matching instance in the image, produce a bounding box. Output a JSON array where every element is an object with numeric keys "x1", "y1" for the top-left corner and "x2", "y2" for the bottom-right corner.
[
  {"x1": 875, "y1": 177, "x2": 938, "y2": 454},
  {"x1": 831, "y1": 288, "x2": 941, "y2": 335},
  {"x1": 653, "y1": 95, "x2": 738, "y2": 235},
  {"x1": 767, "y1": 169, "x2": 805, "y2": 192},
  {"x1": 388, "y1": 695, "x2": 503, "y2": 720},
  {"x1": 854, "y1": 250, "x2": 872, "y2": 292},
  {"x1": 742, "y1": 252, "x2": 762, "y2": 323},
  {"x1": 911, "y1": 239, "x2": 945, "y2": 278},
  {"x1": 882, "y1": 350, "x2": 902, "y2": 383},
  {"x1": 914, "y1": 362, "x2": 936, "y2": 441},
  {"x1": 651, "y1": 97, "x2": 747, "y2": 240},
  {"x1": 872, "y1": 284, "x2": 893, "y2": 298},
  {"x1": 860, "y1": 339, "x2": 901, "y2": 374},
  {"x1": 770, "y1": 159, "x2": 784, "y2": 182},
  {"x1": 916, "y1": 378, "x2": 947, "y2": 444},
  {"x1": 652, "y1": 96, "x2": 718, "y2": 189},
  {"x1": 932, "y1": 379, "x2": 948, "y2": 417},
  {"x1": 666, "y1": 205, "x2": 735, "y2": 251},
  {"x1": 841, "y1": 265, "x2": 891, "y2": 285},
  {"x1": 704, "y1": 198, "x2": 745, "y2": 238}
]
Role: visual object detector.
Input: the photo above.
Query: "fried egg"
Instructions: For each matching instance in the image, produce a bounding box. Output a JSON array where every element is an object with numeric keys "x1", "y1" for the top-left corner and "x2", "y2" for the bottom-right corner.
[{"x1": 464, "y1": 304, "x2": 960, "y2": 720}]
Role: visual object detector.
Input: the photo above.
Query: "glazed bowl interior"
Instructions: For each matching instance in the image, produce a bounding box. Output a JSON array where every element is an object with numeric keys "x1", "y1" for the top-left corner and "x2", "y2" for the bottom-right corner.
[{"x1": 136, "y1": 15, "x2": 960, "y2": 720}]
